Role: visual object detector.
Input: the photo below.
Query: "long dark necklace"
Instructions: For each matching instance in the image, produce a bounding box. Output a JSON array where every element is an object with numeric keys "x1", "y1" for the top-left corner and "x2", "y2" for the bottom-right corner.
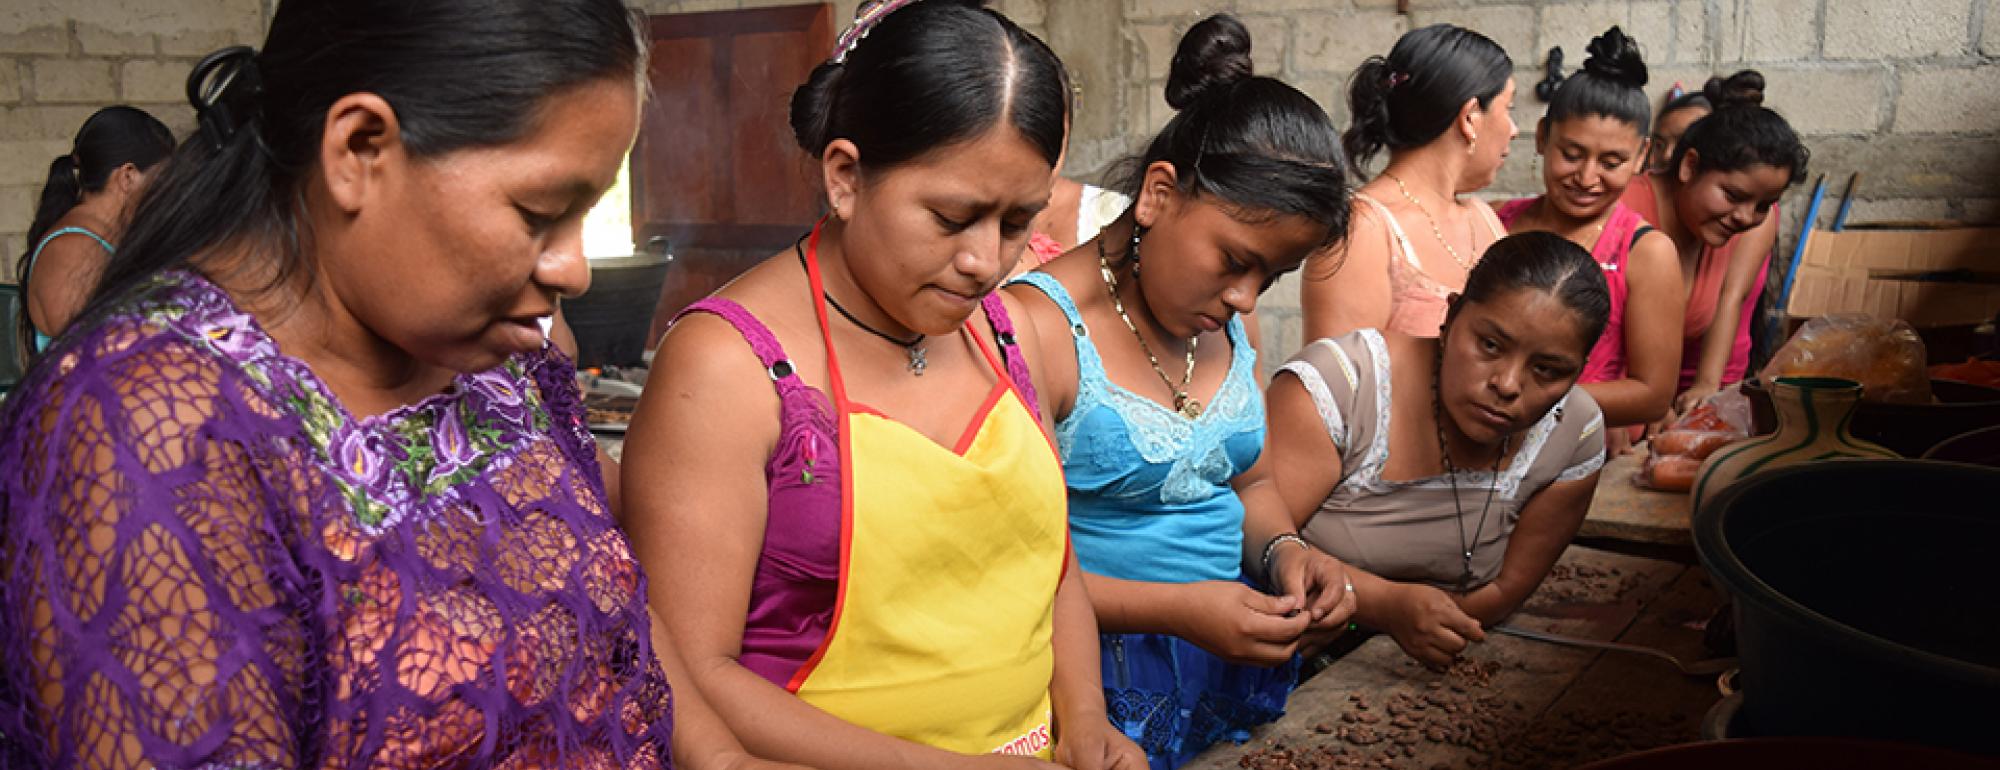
[
  {"x1": 796, "y1": 235, "x2": 927, "y2": 376},
  {"x1": 1435, "y1": 371, "x2": 1507, "y2": 592}
]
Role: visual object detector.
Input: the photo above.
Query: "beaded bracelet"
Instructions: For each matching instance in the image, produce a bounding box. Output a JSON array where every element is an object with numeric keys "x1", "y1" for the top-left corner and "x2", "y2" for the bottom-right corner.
[{"x1": 1259, "y1": 532, "x2": 1311, "y2": 586}]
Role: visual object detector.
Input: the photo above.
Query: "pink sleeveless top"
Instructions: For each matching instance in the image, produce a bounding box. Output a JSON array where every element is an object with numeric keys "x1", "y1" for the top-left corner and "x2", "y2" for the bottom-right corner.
[
  {"x1": 1495, "y1": 197, "x2": 1647, "y2": 385},
  {"x1": 1353, "y1": 192, "x2": 1506, "y2": 338},
  {"x1": 1620, "y1": 175, "x2": 1772, "y2": 389}
]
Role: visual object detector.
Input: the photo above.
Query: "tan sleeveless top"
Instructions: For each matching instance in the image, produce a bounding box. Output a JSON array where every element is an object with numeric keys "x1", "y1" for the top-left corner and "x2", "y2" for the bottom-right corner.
[
  {"x1": 1277, "y1": 330, "x2": 1606, "y2": 590},
  {"x1": 1352, "y1": 193, "x2": 1507, "y2": 338}
]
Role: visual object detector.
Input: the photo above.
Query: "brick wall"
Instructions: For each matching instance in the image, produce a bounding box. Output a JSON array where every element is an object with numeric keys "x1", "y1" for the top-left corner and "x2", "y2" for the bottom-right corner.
[
  {"x1": 4, "y1": 0, "x2": 1994, "y2": 369},
  {"x1": 1091, "y1": 0, "x2": 2000, "y2": 375},
  {"x1": 0, "y1": 0, "x2": 270, "y2": 281}
]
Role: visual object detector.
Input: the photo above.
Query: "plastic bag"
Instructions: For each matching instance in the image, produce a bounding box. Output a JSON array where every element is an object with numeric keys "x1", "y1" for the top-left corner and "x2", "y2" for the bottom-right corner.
[
  {"x1": 1638, "y1": 385, "x2": 1753, "y2": 492},
  {"x1": 1758, "y1": 313, "x2": 1932, "y2": 404}
]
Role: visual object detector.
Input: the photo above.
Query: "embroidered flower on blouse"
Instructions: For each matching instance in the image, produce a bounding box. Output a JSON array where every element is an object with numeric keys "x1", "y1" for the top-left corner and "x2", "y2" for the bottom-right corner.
[
  {"x1": 430, "y1": 406, "x2": 479, "y2": 485},
  {"x1": 197, "y1": 310, "x2": 277, "y2": 361},
  {"x1": 148, "y1": 271, "x2": 552, "y2": 534}
]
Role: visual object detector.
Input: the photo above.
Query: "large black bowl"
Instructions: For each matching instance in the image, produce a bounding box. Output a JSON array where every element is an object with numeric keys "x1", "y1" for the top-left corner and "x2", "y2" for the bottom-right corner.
[
  {"x1": 1924, "y1": 425, "x2": 2000, "y2": 467},
  {"x1": 1696, "y1": 459, "x2": 2000, "y2": 756},
  {"x1": 1577, "y1": 738, "x2": 1997, "y2": 769}
]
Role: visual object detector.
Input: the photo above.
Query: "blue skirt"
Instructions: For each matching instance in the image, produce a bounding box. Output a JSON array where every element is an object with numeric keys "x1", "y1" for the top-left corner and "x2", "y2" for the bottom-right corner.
[{"x1": 1100, "y1": 631, "x2": 1300, "y2": 770}]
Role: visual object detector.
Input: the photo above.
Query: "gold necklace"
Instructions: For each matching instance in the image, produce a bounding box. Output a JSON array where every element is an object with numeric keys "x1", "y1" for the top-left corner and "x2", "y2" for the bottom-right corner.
[
  {"x1": 1097, "y1": 237, "x2": 1203, "y2": 418},
  {"x1": 1384, "y1": 171, "x2": 1475, "y2": 271}
]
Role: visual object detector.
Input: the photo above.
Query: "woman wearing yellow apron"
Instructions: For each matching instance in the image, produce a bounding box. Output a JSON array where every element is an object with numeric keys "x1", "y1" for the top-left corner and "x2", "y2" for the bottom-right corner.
[
  {"x1": 1009, "y1": 16, "x2": 1359, "y2": 769},
  {"x1": 624, "y1": 2, "x2": 1144, "y2": 768}
]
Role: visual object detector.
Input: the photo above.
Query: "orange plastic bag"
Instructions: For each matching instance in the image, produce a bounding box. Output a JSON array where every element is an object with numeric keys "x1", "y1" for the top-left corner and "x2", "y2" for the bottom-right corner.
[
  {"x1": 1758, "y1": 313, "x2": 1932, "y2": 404},
  {"x1": 1639, "y1": 386, "x2": 1752, "y2": 492}
]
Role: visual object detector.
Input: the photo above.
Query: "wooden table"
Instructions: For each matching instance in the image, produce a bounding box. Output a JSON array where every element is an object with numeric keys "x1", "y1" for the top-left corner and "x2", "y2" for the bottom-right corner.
[
  {"x1": 1186, "y1": 545, "x2": 1726, "y2": 770},
  {"x1": 1577, "y1": 452, "x2": 1694, "y2": 547}
]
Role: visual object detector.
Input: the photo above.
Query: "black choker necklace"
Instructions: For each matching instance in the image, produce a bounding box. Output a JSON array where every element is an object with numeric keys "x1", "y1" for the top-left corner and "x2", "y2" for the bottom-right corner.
[{"x1": 796, "y1": 236, "x2": 927, "y2": 375}]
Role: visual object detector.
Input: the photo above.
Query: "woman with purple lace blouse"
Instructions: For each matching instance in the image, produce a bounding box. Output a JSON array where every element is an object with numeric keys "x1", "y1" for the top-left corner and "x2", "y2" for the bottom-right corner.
[{"x1": 0, "y1": 2, "x2": 786, "y2": 768}]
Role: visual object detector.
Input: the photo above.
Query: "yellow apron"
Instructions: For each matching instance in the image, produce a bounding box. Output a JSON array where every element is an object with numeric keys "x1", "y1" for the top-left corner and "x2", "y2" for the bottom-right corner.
[{"x1": 787, "y1": 226, "x2": 1069, "y2": 757}]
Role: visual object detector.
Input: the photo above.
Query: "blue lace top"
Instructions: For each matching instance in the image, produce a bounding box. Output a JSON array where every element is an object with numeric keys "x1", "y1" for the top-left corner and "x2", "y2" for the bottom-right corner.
[{"x1": 1013, "y1": 272, "x2": 1263, "y2": 584}]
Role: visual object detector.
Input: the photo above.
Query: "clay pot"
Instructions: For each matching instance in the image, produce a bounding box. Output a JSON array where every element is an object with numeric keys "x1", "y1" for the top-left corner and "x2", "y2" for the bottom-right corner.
[
  {"x1": 1742, "y1": 377, "x2": 2000, "y2": 457},
  {"x1": 1692, "y1": 377, "x2": 1898, "y2": 516}
]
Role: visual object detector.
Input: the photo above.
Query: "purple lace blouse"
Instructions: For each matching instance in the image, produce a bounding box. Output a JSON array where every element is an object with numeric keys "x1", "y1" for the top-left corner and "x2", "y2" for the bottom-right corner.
[{"x1": 0, "y1": 271, "x2": 673, "y2": 769}]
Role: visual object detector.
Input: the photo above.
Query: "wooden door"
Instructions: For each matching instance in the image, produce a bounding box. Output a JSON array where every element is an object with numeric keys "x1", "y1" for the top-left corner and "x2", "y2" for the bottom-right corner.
[{"x1": 635, "y1": 4, "x2": 832, "y2": 346}]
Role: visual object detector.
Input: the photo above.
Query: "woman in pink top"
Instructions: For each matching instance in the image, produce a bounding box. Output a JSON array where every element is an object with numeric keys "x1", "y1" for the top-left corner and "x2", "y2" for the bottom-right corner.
[
  {"x1": 1304, "y1": 24, "x2": 1515, "y2": 340},
  {"x1": 1619, "y1": 71, "x2": 1807, "y2": 412},
  {"x1": 1498, "y1": 27, "x2": 1682, "y2": 440}
]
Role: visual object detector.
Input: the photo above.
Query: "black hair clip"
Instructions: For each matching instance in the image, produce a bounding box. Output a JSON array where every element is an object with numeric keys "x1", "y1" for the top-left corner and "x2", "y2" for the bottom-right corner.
[
  {"x1": 1535, "y1": 46, "x2": 1565, "y2": 102},
  {"x1": 188, "y1": 46, "x2": 264, "y2": 151}
]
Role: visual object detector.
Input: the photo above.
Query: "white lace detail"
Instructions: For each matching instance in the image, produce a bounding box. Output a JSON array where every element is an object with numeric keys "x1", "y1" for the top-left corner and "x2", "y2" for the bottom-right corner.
[
  {"x1": 1278, "y1": 360, "x2": 1345, "y2": 454},
  {"x1": 1557, "y1": 444, "x2": 1607, "y2": 483},
  {"x1": 1556, "y1": 409, "x2": 1607, "y2": 483},
  {"x1": 1342, "y1": 329, "x2": 1396, "y2": 493},
  {"x1": 1339, "y1": 331, "x2": 1572, "y2": 502}
]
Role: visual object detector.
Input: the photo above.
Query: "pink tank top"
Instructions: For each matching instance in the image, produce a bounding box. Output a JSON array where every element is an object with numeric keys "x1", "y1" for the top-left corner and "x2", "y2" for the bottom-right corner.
[
  {"x1": 1354, "y1": 192, "x2": 1506, "y2": 338},
  {"x1": 1619, "y1": 176, "x2": 1772, "y2": 389},
  {"x1": 1495, "y1": 198, "x2": 1647, "y2": 385}
]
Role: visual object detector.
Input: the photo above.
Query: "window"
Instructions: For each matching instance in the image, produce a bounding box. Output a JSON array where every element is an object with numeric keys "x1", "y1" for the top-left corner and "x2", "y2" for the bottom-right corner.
[{"x1": 583, "y1": 153, "x2": 635, "y2": 259}]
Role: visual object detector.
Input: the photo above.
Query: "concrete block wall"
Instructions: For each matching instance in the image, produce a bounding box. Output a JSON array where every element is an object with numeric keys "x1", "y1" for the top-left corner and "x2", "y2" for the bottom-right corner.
[
  {"x1": 1090, "y1": 0, "x2": 2000, "y2": 375},
  {"x1": 2, "y1": 0, "x2": 1994, "y2": 370},
  {"x1": 0, "y1": 0, "x2": 270, "y2": 282}
]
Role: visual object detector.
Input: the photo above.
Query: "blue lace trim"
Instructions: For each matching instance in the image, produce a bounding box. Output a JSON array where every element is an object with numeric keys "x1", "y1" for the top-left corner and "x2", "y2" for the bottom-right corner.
[{"x1": 1010, "y1": 272, "x2": 1263, "y2": 506}]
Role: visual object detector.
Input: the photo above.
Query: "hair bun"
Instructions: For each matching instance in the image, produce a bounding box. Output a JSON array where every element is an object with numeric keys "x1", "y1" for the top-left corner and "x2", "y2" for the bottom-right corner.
[
  {"x1": 1704, "y1": 69, "x2": 1765, "y2": 108},
  {"x1": 1580, "y1": 26, "x2": 1648, "y2": 89},
  {"x1": 1165, "y1": 14, "x2": 1254, "y2": 110}
]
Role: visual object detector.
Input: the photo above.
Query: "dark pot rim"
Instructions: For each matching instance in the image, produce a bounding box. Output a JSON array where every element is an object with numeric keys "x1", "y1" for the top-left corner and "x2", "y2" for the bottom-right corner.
[
  {"x1": 1769, "y1": 375, "x2": 1864, "y2": 391},
  {"x1": 1695, "y1": 459, "x2": 2000, "y2": 686},
  {"x1": 1573, "y1": 736, "x2": 1994, "y2": 769},
  {"x1": 1923, "y1": 424, "x2": 2000, "y2": 460}
]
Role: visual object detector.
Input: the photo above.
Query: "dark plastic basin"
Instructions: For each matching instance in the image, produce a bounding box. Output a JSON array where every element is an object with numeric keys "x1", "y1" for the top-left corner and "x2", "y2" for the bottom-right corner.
[
  {"x1": 1696, "y1": 460, "x2": 2000, "y2": 756},
  {"x1": 1925, "y1": 425, "x2": 2000, "y2": 468},
  {"x1": 1577, "y1": 738, "x2": 1998, "y2": 769}
]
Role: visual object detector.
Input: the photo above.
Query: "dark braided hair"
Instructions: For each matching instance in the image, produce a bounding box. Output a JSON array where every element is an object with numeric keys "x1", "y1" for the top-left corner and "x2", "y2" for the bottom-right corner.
[
  {"x1": 1669, "y1": 70, "x2": 1809, "y2": 185},
  {"x1": 1112, "y1": 14, "x2": 1350, "y2": 252},
  {"x1": 1450, "y1": 231, "x2": 1611, "y2": 352}
]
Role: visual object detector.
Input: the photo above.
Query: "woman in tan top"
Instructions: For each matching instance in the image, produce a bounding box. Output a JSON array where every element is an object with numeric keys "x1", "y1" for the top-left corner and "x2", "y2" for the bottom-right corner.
[
  {"x1": 1267, "y1": 232, "x2": 1610, "y2": 667},
  {"x1": 1304, "y1": 24, "x2": 1516, "y2": 341}
]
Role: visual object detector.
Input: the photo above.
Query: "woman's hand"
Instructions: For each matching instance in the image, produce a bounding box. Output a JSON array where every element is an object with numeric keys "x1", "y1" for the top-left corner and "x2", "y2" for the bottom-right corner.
[
  {"x1": 1605, "y1": 424, "x2": 1636, "y2": 457},
  {"x1": 1170, "y1": 580, "x2": 1313, "y2": 666},
  {"x1": 1673, "y1": 380, "x2": 1720, "y2": 416},
  {"x1": 1269, "y1": 540, "x2": 1359, "y2": 640},
  {"x1": 1380, "y1": 582, "x2": 1486, "y2": 668},
  {"x1": 1053, "y1": 719, "x2": 1148, "y2": 770}
]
